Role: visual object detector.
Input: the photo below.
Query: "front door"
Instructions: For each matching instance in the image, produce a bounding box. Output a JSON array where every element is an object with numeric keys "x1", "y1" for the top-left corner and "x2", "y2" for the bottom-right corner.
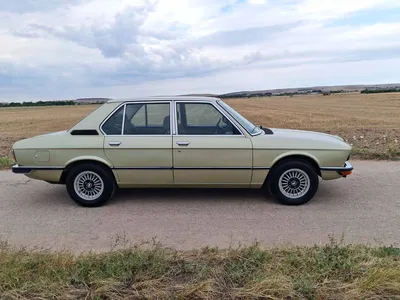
[
  {"x1": 172, "y1": 101, "x2": 253, "y2": 187},
  {"x1": 102, "y1": 101, "x2": 173, "y2": 187}
]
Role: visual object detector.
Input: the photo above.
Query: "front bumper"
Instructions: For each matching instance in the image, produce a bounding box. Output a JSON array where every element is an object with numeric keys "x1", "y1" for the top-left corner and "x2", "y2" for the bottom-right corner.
[
  {"x1": 337, "y1": 161, "x2": 353, "y2": 177},
  {"x1": 320, "y1": 161, "x2": 353, "y2": 171},
  {"x1": 320, "y1": 161, "x2": 353, "y2": 177},
  {"x1": 338, "y1": 161, "x2": 353, "y2": 172}
]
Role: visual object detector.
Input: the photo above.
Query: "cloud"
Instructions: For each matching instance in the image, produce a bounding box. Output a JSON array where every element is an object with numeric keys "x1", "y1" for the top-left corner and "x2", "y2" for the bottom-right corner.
[
  {"x1": 192, "y1": 22, "x2": 303, "y2": 47},
  {"x1": 0, "y1": 0, "x2": 400, "y2": 101},
  {"x1": 0, "y1": 0, "x2": 85, "y2": 13},
  {"x1": 16, "y1": 2, "x2": 155, "y2": 58},
  {"x1": 248, "y1": 0, "x2": 266, "y2": 4}
]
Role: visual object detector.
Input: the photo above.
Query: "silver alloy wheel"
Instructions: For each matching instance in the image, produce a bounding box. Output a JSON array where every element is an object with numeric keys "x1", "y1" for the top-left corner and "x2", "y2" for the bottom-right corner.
[
  {"x1": 73, "y1": 171, "x2": 104, "y2": 201},
  {"x1": 278, "y1": 168, "x2": 310, "y2": 199}
]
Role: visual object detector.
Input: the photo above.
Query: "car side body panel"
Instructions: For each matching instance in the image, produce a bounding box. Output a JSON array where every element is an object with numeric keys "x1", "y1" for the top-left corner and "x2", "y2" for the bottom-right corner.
[
  {"x1": 104, "y1": 136, "x2": 173, "y2": 187},
  {"x1": 172, "y1": 135, "x2": 253, "y2": 186},
  {"x1": 25, "y1": 170, "x2": 64, "y2": 182}
]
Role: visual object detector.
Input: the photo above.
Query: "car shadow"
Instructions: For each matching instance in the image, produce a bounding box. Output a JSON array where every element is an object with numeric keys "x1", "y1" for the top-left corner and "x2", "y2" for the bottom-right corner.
[
  {"x1": 112, "y1": 187, "x2": 273, "y2": 204},
  {"x1": 36, "y1": 180, "x2": 345, "y2": 208},
  {"x1": 110, "y1": 179, "x2": 344, "y2": 206}
]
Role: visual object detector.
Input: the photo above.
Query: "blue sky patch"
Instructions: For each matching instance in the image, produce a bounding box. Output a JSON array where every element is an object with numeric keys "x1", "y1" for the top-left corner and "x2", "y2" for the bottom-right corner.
[{"x1": 326, "y1": 8, "x2": 400, "y2": 27}]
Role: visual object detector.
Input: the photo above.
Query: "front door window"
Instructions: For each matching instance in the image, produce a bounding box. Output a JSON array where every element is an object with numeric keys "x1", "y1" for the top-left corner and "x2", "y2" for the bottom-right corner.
[{"x1": 176, "y1": 102, "x2": 241, "y2": 135}]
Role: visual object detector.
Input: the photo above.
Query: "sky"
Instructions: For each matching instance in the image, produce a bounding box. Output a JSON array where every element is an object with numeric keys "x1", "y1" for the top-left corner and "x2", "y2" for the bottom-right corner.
[{"x1": 1, "y1": 0, "x2": 400, "y2": 101}]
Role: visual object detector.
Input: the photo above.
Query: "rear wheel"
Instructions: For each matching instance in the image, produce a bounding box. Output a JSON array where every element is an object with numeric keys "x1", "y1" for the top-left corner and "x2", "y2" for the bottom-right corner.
[
  {"x1": 66, "y1": 163, "x2": 116, "y2": 207},
  {"x1": 268, "y1": 159, "x2": 319, "y2": 205}
]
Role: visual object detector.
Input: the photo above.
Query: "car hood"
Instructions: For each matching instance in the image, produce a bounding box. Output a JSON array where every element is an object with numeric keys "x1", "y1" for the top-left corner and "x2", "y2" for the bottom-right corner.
[
  {"x1": 271, "y1": 128, "x2": 345, "y2": 142},
  {"x1": 253, "y1": 128, "x2": 351, "y2": 150}
]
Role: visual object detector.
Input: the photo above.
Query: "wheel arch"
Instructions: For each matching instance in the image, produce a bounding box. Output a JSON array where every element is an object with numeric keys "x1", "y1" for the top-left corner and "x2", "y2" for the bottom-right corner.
[
  {"x1": 263, "y1": 153, "x2": 321, "y2": 189},
  {"x1": 60, "y1": 157, "x2": 117, "y2": 184}
]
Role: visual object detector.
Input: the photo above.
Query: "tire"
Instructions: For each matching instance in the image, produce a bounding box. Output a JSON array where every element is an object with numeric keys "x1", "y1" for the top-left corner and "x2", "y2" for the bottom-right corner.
[
  {"x1": 66, "y1": 163, "x2": 116, "y2": 207},
  {"x1": 268, "y1": 159, "x2": 319, "y2": 205}
]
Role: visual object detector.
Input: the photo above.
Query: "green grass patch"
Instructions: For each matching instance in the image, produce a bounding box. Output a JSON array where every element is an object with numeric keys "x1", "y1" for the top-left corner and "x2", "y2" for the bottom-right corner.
[
  {"x1": 1, "y1": 238, "x2": 399, "y2": 299},
  {"x1": 351, "y1": 147, "x2": 400, "y2": 160},
  {"x1": 0, "y1": 156, "x2": 14, "y2": 169}
]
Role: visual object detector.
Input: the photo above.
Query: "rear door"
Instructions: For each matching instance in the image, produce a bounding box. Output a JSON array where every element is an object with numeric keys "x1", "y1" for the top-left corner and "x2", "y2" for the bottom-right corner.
[
  {"x1": 102, "y1": 101, "x2": 173, "y2": 186},
  {"x1": 172, "y1": 101, "x2": 253, "y2": 187}
]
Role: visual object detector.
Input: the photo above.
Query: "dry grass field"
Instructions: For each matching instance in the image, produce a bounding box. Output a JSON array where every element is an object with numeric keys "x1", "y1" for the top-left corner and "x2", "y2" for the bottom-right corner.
[
  {"x1": 228, "y1": 93, "x2": 400, "y2": 159},
  {"x1": 1, "y1": 238, "x2": 400, "y2": 299},
  {"x1": 0, "y1": 93, "x2": 399, "y2": 162}
]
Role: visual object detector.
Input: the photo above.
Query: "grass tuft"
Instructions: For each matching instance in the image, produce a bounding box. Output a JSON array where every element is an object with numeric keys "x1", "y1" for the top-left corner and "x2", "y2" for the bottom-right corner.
[
  {"x1": 0, "y1": 156, "x2": 14, "y2": 168},
  {"x1": 1, "y1": 238, "x2": 400, "y2": 299},
  {"x1": 352, "y1": 147, "x2": 400, "y2": 160}
]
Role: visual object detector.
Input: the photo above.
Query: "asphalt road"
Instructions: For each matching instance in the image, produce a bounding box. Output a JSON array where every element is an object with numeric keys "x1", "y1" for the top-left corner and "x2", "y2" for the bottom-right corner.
[{"x1": 0, "y1": 160, "x2": 399, "y2": 252}]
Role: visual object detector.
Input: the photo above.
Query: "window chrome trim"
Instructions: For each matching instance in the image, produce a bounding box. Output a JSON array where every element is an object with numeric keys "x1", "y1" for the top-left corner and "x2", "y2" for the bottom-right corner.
[
  {"x1": 216, "y1": 100, "x2": 263, "y2": 136},
  {"x1": 171, "y1": 100, "x2": 176, "y2": 135},
  {"x1": 174, "y1": 135, "x2": 247, "y2": 138},
  {"x1": 100, "y1": 101, "x2": 173, "y2": 136},
  {"x1": 121, "y1": 104, "x2": 126, "y2": 135},
  {"x1": 173, "y1": 100, "x2": 246, "y2": 137}
]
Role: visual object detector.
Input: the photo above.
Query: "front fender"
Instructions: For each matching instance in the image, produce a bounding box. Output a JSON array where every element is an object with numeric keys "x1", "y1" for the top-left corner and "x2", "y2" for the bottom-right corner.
[{"x1": 270, "y1": 151, "x2": 321, "y2": 168}]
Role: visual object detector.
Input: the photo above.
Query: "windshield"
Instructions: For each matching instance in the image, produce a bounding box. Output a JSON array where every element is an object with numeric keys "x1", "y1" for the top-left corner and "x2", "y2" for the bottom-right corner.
[{"x1": 217, "y1": 100, "x2": 263, "y2": 135}]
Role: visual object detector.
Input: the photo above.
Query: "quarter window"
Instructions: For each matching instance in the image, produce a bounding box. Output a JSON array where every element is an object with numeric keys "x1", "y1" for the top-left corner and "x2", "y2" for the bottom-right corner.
[
  {"x1": 176, "y1": 103, "x2": 241, "y2": 135},
  {"x1": 101, "y1": 106, "x2": 124, "y2": 135}
]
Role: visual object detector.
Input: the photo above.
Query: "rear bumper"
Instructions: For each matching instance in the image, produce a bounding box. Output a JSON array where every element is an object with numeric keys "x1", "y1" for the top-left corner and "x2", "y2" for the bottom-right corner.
[
  {"x1": 12, "y1": 165, "x2": 33, "y2": 174},
  {"x1": 12, "y1": 164, "x2": 64, "y2": 174}
]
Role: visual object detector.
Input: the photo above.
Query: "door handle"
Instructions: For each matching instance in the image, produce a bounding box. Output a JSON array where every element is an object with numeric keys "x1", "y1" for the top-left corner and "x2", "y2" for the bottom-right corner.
[
  {"x1": 108, "y1": 141, "x2": 121, "y2": 147},
  {"x1": 176, "y1": 141, "x2": 190, "y2": 146}
]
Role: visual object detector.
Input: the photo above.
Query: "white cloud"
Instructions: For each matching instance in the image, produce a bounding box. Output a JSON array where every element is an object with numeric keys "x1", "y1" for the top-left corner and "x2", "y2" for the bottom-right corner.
[
  {"x1": 248, "y1": 0, "x2": 266, "y2": 4},
  {"x1": 0, "y1": 0, "x2": 400, "y2": 101}
]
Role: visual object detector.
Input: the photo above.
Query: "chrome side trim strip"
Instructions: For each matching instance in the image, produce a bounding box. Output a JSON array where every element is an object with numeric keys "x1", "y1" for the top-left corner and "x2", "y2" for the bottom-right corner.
[
  {"x1": 12, "y1": 165, "x2": 271, "y2": 173},
  {"x1": 112, "y1": 166, "x2": 270, "y2": 170},
  {"x1": 174, "y1": 167, "x2": 252, "y2": 170},
  {"x1": 113, "y1": 167, "x2": 172, "y2": 170}
]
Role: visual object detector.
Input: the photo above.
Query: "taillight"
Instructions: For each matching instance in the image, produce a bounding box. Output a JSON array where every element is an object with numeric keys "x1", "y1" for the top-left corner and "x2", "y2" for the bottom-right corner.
[{"x1": 11, "y1": 149, "x2": 16, "y2": 161}]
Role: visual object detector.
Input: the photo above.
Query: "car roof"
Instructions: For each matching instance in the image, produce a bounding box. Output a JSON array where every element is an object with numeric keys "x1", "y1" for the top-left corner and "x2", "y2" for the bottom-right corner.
[{"x1": 107, "y1": 96, "x2": 221, "y2": 103}]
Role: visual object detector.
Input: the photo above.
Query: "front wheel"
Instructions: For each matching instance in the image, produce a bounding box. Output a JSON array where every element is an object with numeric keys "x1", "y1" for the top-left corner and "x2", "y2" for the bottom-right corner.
[
  {"x1": 268, "y1": 160, "x2": 319, "y2": 205},
  {"x1": 66, "y1": 163, "x2": 116, "y2": 207}
]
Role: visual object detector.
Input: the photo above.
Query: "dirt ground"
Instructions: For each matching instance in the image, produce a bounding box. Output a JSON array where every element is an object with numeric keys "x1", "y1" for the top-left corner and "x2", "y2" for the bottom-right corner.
[{"x1": 0, "y1": 93, "x2": 399, "y2": 159}]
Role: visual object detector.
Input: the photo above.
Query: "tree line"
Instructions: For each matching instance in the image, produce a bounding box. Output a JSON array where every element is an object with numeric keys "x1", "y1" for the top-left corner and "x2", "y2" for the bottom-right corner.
[
  {"x1": 0, "y1": 100, "x2": 78, "y2": 107},
  {"x1": 361, "y1": 88, "x2": 400, "y2": 94}
]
